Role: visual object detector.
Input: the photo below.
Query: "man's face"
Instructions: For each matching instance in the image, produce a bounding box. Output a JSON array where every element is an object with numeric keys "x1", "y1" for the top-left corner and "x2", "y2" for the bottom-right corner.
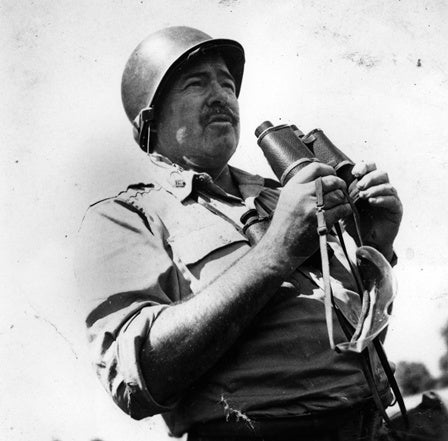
[{"x1": 154, "y1": 54, "x2": 240, "y2": 176}]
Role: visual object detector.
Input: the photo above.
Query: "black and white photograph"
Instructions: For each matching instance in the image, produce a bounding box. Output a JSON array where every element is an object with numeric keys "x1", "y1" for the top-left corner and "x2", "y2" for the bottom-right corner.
[{"x1": 2, "y1": 1, "x2": 448, "y2": 440}]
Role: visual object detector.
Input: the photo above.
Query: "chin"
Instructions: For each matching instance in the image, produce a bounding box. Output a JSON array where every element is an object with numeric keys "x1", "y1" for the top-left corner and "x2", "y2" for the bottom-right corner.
[
  {"x1": 212, "y1": 132, "x2": 238, "y2": 151},
  {"x1": 213, "y1": 142, "x2": 237, "y2": 163},
  {"x1": 205, "y1": 124, "x2": 238, "y2": 144},
  {"x1": 192, "y1": 149, "x2": 235, "y2": 176}
]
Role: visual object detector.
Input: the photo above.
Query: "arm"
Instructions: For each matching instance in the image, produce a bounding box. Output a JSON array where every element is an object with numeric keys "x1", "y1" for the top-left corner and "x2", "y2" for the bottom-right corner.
[{"x1": 141, "y1": 163, "x2": 353, "y2": 404}]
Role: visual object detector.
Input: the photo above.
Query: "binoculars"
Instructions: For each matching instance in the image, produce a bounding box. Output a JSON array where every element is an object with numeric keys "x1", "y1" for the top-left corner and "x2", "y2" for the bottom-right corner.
[
  {"x1": 241, "y1": 121, "x2": 365, "y2": 246},
  {"x1": 254, "y1": 121, "x2": 360, "y2": 200}
]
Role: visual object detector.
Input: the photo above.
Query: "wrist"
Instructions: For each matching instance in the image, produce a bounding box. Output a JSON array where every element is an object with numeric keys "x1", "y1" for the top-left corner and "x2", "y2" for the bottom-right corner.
[{"x1": 255, "y1": 229, "x2": 313, "y2": 277}]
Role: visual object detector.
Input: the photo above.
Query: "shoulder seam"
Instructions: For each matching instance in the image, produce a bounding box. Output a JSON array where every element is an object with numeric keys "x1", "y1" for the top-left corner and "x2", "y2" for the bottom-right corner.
[
  {"x1": 87, "y1": 182, "x2": 159, "y2": 210},
  {"x1": 117, "y1": 182, "x2": 157, "y2": 199},
  {"x1": 113, "y1": 199, "x2": 153, "y2": 234}
]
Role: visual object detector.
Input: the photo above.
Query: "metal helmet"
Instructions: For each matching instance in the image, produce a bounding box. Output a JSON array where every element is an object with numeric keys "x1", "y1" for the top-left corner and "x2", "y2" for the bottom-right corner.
[{"x1": 121, "y1": 26, "x2": 245, "y2": 151}]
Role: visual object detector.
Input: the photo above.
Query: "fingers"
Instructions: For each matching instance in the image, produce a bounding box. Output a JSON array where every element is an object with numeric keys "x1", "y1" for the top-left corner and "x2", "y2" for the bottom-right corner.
[
  {"x1": 326, "y1": 201, "x2": 352, "y2": 224},
  {"x1": 352, "y1": 161, "x2": 377, "y2": 178},
  {"x1": 321, "y1": 174, "x2": 347, "y2": 194},
  {"x1": 359, "y1": 182, "x2": 396, "y2": 198},
  {"x1": 356, "y1": 175, "x2": 402, "y2": 216},
  {"x1": 357, "y1": 169, "x2": 389, "y2": 189},
  {"x1": 321, "y1": 191, "x2": 352, "y2": 228},
  {"x1": 319, "y1": 177, "x2": 352, "y2": 225},
  {"x1": 362, "y1": 195, "x2": 403, "y2": 215},
  {"x1": 290, "y1": 161, "x2": 336, "y2": 184},
  {"x1": 322, "y1": 188, "x2": 346, "y2": 209}
]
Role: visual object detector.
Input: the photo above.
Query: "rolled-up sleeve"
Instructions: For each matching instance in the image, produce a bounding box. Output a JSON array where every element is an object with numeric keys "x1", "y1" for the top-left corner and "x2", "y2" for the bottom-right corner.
[{"x1": 75, "y1": 196, "x2": 185, "y2": 418}]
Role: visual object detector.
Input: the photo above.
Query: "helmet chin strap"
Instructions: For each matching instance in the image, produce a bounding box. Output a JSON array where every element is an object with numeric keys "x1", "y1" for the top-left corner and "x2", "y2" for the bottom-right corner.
[
  {"x1": 134, "y1": 107, "x2": 155, "y2": 154},
  {"x1": 146, "y1": 125, "x2": 151, "y2": 156}
]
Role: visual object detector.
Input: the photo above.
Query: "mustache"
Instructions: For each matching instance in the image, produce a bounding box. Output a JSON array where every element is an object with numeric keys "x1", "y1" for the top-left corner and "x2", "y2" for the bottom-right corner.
[{"x1": 200, "y1": 104, "x2": 240, "y2": 126}]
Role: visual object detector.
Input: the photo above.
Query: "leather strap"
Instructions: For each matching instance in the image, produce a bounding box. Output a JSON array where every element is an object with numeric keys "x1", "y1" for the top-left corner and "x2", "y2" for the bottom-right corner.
[
  {"x1": 196, "y1": 190, "x2": 245, "y2": 235},
  {"x1": 373, "y1": 339, "x2": 409, "y2": 429},
  {"x1": 315, "y1": 177, "x2": 335, "y2": 349}
]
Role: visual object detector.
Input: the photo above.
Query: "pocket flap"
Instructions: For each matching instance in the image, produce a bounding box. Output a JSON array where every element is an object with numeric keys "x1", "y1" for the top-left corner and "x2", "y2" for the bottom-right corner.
[{"x1": 168, "y1": 223, "x2": 248, "y2": 265}]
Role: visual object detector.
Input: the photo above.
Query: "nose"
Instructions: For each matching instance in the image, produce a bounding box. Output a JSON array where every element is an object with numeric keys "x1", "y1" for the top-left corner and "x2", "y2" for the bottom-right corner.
[{"x1": 206, "y1": 80, "x2": 230, "y2": 106}]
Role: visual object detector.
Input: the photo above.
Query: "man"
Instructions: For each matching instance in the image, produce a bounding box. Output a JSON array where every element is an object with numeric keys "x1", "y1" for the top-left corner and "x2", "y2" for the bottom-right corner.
[{"x1": 76, "y1": 26, "x2": 403, "y2": 440}]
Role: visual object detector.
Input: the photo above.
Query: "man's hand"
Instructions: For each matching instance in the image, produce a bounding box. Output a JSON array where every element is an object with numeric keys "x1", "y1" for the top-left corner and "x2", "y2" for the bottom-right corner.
[
  {"x1": 263, "y1": 162, "x2": 352, "y2": 271},
  {"x1": 345, "y1": 161, "x2": 403, "y2": 261}
]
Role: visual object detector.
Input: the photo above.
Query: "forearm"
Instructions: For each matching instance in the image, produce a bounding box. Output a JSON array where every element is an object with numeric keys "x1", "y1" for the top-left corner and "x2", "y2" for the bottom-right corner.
[{"x1": 140, "y1": 234, "x2": 296, "y2": 404}]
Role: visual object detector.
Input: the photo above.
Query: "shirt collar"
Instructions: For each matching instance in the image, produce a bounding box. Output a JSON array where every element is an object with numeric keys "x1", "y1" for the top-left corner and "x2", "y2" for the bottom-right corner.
[{"x1": 146, "y1": 153, "x2": 266, "y2": 203}]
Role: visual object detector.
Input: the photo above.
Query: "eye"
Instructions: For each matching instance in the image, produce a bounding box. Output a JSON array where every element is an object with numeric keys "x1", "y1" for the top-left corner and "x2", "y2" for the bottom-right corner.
[
  {"x1": 222, "y1": 80, "x2": 236, "y2": 93},
  {"x1": 184, "y1": 78, "x2": 203, "y2": 89}
]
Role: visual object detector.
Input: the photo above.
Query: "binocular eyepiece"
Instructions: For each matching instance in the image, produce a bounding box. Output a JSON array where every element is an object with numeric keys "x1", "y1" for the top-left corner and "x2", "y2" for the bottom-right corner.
[{"x1": 255, "y1": 121, "x2": 360, "y2": 203}]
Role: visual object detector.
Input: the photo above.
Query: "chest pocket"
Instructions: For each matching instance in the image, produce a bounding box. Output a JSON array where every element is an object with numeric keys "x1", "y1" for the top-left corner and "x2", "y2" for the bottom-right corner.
[
  {"x1": 169, "y1": 223, "x2": 247, "y2": 264},
  {"x1": 165, "y1": 201, "x2": 249, "y2": 290}
]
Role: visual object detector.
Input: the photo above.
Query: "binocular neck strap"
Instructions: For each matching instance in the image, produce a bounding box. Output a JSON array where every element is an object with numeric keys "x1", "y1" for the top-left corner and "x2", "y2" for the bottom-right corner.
[
  {"x1": 315, "y1": 177, "x2": 335, "y2": 349},
  {"x1": 345, "y1": 187, "x2": 364, "y2": 247}
]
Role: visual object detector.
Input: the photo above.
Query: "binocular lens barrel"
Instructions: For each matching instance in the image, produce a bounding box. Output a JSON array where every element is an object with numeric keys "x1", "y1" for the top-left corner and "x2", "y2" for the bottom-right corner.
[
  {"x1": 303, "y1": 129, "x2": 354, "y2": 187},
  {"x1": 255, "y1": 121, "x2": 315, "y2": 185},
  {"x1": 301, "y1": 129, "x2": 361, "y2": 203},
  {"x1": 255, "y1": 121, "x2": 363, "y2": 204}
]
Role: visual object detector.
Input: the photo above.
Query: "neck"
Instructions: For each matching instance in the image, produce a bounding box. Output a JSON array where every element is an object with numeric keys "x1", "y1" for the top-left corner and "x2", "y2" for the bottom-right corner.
[{"x1": 215, "y1": 165, "x2": 241, "y2": 198}]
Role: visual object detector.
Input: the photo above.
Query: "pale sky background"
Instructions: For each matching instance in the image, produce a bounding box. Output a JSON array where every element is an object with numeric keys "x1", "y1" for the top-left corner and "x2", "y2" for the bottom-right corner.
[{"x1": 1, "y1": 1, "x2": 448, "y2": 440}]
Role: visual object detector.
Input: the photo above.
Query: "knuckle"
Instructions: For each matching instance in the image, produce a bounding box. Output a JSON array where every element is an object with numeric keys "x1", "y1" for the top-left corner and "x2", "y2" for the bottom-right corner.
[
  {"x1": 342, "y1": 203, "x2": 353, "y2": 215},
  {"x1": 327, "y1": 189, "x2": 343, "y2": 202},
  {"x1": 337, "y1": 177, "x2": 348, "y2": 189},
  {"x1": 322, "y1": 174, "x2": 336, "y2": 184},
  {"x1": 336, "y1": 189, "x2": 345, "y2": 200},
  {"x1": 385, "y1": 183, "x2": 395, "y2": 194},
  {"x1": 313, "y1": 162, "x2": 335, "y2": 175},
  {"x1": 303, "y1": 162, "x2": 320, "y2": 176},
  {"x1": 362, "y1": 160, "x2": 376, "y2": 172},
  {"x1": 325, "y1": 175, "x2": 346, "y2": 190}
]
